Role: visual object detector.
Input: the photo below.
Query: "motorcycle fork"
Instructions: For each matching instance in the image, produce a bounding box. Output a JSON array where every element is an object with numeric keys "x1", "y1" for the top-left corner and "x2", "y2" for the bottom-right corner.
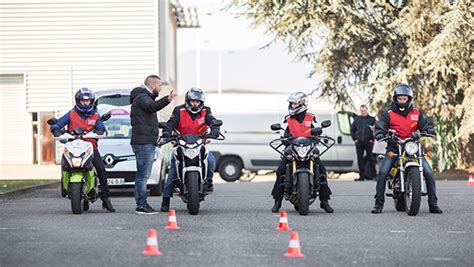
[
  {"x1": 398, "y1": 146, "x2": 405, "y2": 193},
  {"x1": 418, "y1": 145, "x2": 426, "y2": 194}
]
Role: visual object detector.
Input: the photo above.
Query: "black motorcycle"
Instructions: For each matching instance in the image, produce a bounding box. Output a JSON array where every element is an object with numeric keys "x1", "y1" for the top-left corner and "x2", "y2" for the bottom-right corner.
[
  {"x1": 269, "y1": 120, "x2": 334, "y2": 215},
  {"x1": 158, "y1": 120, "x2": 224, "y2": 215},
  {"x1": 376, "y1": 120, "x2": 436, "y2": 216}
]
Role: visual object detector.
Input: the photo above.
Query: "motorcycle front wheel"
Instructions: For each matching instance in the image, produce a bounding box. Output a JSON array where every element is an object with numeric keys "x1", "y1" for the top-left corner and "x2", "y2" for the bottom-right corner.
[
  {"x1": 297, "y1": 172, "x2": 310, "y2": 216},
  {"x1": 404, "y1": 166, "x2": 421, "y2": 216},
  {"x1": 69, "y1": 183, "x2": 83, "y2": 215},
  {"x1": 186, "y1": 172, "x2": 200, "y2": 215}
]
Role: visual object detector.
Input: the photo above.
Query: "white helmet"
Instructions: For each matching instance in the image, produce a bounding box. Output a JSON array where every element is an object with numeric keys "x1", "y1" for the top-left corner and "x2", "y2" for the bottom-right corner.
[{"x1": 287, "y1": 92, "x2": 308, "y2": 116}]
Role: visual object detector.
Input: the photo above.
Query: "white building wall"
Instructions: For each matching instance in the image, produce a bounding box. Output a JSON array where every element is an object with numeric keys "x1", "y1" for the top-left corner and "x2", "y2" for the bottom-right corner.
[
  {"x1": 0, "y1": 0, "x2": 160, "y2": 112},
  {"x1": 0, "y1": 0, "x2": 177, "y2": 164}
]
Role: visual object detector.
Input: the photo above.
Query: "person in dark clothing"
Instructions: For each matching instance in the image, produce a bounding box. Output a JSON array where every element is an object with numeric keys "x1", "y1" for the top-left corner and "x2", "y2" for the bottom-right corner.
[
  {"x1": 271, "y1": 92, "x2": 333, "y2": 214},
  {"x1": 50, "y1": 88, "x2": 115, "y2": 212},
  {"x1": 371, "y1": 83, "x2": 442, "y2": 214},
  {"x1": 130, "y1": 75, "x2": 176, "y2": 215},
  {"x1": 160, "y1": 87, "x2": 221, "y2": 212},
  {"x1": 350, "y1": 105, "x2": 376, "y2": 181}
]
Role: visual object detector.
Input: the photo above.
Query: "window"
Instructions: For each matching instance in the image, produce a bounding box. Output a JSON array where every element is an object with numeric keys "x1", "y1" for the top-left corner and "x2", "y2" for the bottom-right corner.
[
  {"x1": 337, "y1": 112, "x2": 354, "y2": 135},
  {"x1": 103, "y1": 118, "x2": 132, "y2": 139},
  {"x1": 96, "y1": 94, "x2": 130, "y2": 107}
]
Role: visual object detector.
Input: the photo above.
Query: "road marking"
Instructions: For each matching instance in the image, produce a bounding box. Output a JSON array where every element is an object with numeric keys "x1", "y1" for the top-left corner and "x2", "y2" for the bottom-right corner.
[
  {"x1": 389, "y1": 230, "x2": 411, "y2": 233},
  {"x1": 431, "y1": 257, "x2": 453, "y2": 261},
  {"x1": 447, "y1": 231, "x2": 466, "y2": 234},
  {"x1": 188, "y1": 252, "x2": 201, "y2": 256},
  {"x1": 244, "y1": 254, "x2": 267, "y2": 257},
  {"x1": 115, "y1": 227, "x2": 123, "y2": 230}
]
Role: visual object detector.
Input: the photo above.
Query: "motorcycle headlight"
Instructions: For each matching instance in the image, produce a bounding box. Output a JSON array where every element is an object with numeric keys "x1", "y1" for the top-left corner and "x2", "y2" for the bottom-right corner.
[
  {"x1": 183, "y1": 148, "x2": 200, "y2": 159},
  {"x1": 294, "y1": 145, "x2": 311, "y2": 158},
  {"x1": 71, "y1": 157, "x2": 83, "y2": 167},
  {"x1": 404, "y1": 141, "x2": 418, "y2": 156}
]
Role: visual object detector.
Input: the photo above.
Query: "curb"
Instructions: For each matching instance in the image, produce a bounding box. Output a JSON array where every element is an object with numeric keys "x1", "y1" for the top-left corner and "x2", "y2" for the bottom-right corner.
[{"x1": 0, "y1": 181, "x2": 60, "y2": 199}]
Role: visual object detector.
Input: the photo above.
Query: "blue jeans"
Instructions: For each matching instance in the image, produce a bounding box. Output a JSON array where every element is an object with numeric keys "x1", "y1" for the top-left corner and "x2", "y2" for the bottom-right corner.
[
  {"x1": 163, "y1": 150, "x2": 216, "y2": 198},
  {"x1": 374, "y1": 155, "x2": 438, "y2": 207},
  {"x1": 132, "y1": 144, "x2": 156, "y2": 207}
]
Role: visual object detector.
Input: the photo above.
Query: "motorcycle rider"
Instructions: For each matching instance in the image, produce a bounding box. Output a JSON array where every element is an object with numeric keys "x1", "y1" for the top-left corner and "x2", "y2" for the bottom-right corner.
[
  {"x1": 271, "y1": 92, "x2": 334, "y2": 213},
  {"x1": 371, "y1": 83, "x2": 442, "y2": 214},
  {"x1": 50, "y1": 88, "x2": 115, "y2": 212},
  {"x1": 160, "y1": 87, "x2": 221, "y2": 212}
]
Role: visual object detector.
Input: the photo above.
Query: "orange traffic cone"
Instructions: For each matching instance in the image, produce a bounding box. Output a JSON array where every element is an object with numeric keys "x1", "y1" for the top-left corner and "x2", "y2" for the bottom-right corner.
[
  {"x1": 142, "y1": 229, "x2": 162, "y2": 256},
  {"x1": 468, "y1": 175, "x2": 474, "y2": 186},
  {"x1": 275, "y1": 210, "x2": 291, "y2": 231},
  {"x1": 164, "y1": 209, "x2": 180, "y2": 230},
  {"x1": 284, "y1": 231, "x2": 305, "y2": 258}
]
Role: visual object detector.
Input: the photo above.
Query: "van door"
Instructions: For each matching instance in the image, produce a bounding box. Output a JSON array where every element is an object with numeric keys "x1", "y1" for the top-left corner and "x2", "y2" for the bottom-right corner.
[{"x1": 333, "y1": 111, "x2": 357, "y2": 172}]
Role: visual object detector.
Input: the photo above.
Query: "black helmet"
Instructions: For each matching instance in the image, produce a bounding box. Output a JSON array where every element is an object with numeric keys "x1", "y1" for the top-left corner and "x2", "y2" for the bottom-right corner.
[
  {"x1": 392, "y1": 83, "x2": 413, "y2": 110},
  {"x1": 287, "y1": 92, "x2": 308, "y2": 116},
  {"x1": 74, "y1": 88, "x2": 95, "y2": 113},
  {"x1": 185, "y1": 87, "x2": 205, "y2": 114}
]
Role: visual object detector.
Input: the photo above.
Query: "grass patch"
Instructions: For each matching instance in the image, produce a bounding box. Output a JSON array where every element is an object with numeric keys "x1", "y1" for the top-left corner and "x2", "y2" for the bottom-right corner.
[{"x1": 0, "y1": 180, "x2": 57, "y2": 193}]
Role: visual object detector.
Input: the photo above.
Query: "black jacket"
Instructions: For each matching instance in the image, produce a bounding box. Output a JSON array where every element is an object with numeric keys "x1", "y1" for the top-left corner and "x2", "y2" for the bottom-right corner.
[
  {"x1": 350, "y1": 115, "x2": 376, "y2": 142},
  {"x1": 164, "y1": 104, "x2": 220, "y2": 135},
  {"x1": 130, "y1": 86, "x2": 170, "y2": 145}
]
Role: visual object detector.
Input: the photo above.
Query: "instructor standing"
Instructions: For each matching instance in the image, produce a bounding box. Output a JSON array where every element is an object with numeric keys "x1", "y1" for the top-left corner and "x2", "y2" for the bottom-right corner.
[
  {"x1": 130, "y1": 75, "x2": 176, "y2": 214},
  {"x1": 350, "y1": 105, "x2": 376, "y2": 181}
]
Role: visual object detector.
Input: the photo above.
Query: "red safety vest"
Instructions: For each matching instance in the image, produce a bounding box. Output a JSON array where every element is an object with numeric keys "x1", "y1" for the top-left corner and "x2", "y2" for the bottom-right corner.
[
  {"x1": 388, "y1": 108, "x2": 420, "y2": 139},
  {"x1": 68, "y1": 110, "x2": 99, "y2": 150},
  {"x1": 287, "y1": 113, "x2": 315, "y2": 137},
  {"x1": 177, "y1": 108, "x2": 208, "y2": 135}
]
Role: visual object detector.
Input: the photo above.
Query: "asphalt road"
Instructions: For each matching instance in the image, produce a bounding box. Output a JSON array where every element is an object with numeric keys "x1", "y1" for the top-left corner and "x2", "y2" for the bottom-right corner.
[{"x1": 0, "y1": 180, "x2": 473, "y2": 266}]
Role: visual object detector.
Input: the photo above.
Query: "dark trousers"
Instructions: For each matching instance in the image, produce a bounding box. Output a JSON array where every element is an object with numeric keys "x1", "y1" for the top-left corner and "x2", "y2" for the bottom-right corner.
[
  {"x1": 355, "y1": 140, "x2": 375, "y2": 179},
  {"x1": 374, "y1": 155, "x2": 438, "y2": 207},
  {"x1": 271, "y1": 157, "x2": 331, "y2": 202},
  {"x1": 92, "y1": 150, "x2": 110, "y2": 200}
]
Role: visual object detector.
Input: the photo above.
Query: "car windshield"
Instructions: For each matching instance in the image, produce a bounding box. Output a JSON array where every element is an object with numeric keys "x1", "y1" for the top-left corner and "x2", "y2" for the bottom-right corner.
[
  {"x1": 96, "y1": 94, "x2": 130, "y2": 106},
  {"x1": 104, "y1": 117, "x2": 131, "y2": 139}
]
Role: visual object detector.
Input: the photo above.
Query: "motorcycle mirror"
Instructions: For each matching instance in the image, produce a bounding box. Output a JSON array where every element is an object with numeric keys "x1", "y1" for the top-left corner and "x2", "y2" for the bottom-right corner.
[
  {"x1": 321, "y1": 120, "x2": 331, "y2": 128},
  {"x1": 47, "y1": 118, "x2": 58, "y2": 125},
  {"x1": 74, "y1": 127, "x2": 84, "y2": 135},
  {"x1": 100, "y1": 112, "x2": 112, "y2": 122},
  {"x1": 270, "y1": 123, "x2": 283, "y2": 131},
  {"x1": 211, "y1": 119, "x2": 223, "y2": 127}
]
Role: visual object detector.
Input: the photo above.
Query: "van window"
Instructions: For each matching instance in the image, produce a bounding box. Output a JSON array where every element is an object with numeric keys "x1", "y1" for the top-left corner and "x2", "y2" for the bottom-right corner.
[
  {"x1": 337, "y1": 112, "x2": 354, "y2": 135},
  {"x1": 96, "y1": 94, "x2": 130, "y2": 106},
  {"x1": 103, "y1": 118, "x2": 131, "y2": 138}
]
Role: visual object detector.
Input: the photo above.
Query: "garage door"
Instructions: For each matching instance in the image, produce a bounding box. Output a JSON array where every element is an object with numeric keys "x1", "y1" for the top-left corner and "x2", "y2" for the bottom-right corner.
[{"x1": 0, "y1": 74, "x2": 31, "y2": 164}]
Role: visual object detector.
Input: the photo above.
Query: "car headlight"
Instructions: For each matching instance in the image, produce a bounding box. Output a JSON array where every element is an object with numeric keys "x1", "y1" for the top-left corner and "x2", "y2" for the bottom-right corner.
[
  {"x1": 294, "y1": 145, "x2": 311, "y2": 158},
  {"x1": 404, "y1": 141, "x2": 418, "y2": 156},
  {"x1": 178, "y1": 139, "x2": 186, "y2": 146},
  {"x1": 71, "y1": 157, "x2": 83, "y2": 167},
  {"x1": 183, "y1": 148, "x2": 200, "y2": 159}
]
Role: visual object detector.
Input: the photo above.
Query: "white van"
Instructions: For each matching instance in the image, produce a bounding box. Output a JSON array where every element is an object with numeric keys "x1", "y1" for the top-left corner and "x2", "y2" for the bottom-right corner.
[{"x1": 205, "y1": 94, "x2": 357, "y2": 181}]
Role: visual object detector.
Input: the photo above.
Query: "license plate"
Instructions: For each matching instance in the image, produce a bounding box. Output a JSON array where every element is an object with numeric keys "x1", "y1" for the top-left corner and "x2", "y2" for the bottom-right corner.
[{"x1": 107, "y1": 178, "x2": 125, "y2": 185}]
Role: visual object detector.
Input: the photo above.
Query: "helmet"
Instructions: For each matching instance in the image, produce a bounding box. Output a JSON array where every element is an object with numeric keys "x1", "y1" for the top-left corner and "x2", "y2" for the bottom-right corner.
[
  {"x1": 392, "y1": 83, "x2": 413, "y2": 110},
  {"x1": 185, "y1": 87, "x2": 205, "y2": 114},
  {"x1": 287, "y1": 92, "x2": 308, "y2": 116},
  {"x1": 74, "y1": 88, "x2": 95, "y2": 113}
]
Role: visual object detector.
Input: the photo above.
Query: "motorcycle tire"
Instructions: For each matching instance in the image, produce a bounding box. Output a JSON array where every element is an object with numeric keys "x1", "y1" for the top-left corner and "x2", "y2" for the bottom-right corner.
[
  {"x1": 404, "y1": 166, "x2": 421, "y2": 216},
  {"x1": 70, "y1": 183, "x2": 83, "y2": 215},
  {"x1": 297, "y1": 172, "x2": 310, "y2": 216},
  {"x1": 186, "y1": 172, "x2": 200, "y2": 215}
]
